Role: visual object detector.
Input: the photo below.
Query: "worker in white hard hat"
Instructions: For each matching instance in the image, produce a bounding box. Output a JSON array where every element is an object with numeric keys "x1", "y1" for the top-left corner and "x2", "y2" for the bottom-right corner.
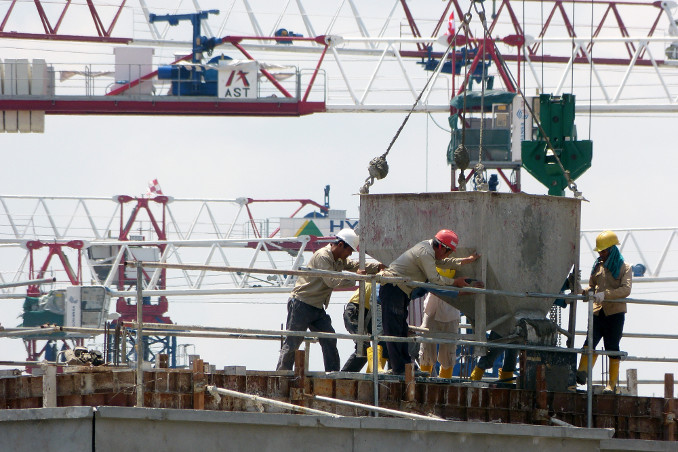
[
  {"x1": 276, "y1": 228, "x2": 385, "y2": 372},
  {"x1": 576, "y1": 230, "x2": 632, "y2": 393},
  {"x1": 379, "y1": 229, "x2": 483, "y2": 375}
]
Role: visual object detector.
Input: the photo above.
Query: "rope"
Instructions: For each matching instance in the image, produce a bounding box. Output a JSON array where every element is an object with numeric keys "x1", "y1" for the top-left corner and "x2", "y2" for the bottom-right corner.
[
  {"x1": 454, "y1": 16, "x2": 474, "y2": 191},
  {"x1": 473, "y1": 0, "x2": 489, "y2": 191},
  {"x1": 359, "y1": 8, "x2": 474, "y2": 195}
]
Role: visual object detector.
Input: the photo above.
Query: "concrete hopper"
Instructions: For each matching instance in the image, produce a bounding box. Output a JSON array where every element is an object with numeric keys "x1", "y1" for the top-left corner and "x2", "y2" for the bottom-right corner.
[{"x1": 359, "y1": 191, "x2": 581, "y2": 336}]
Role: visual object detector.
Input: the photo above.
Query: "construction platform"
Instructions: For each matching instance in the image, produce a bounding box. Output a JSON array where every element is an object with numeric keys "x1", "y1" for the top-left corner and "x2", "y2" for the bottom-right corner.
[{"x1": 0, "y1": 362, "x2": 676, "y2": 450}]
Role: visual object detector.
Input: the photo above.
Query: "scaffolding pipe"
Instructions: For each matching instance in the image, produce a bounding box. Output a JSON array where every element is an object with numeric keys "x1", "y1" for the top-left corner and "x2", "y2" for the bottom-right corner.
[
  {"x1": 0, "y1": 277, "x2": 55, "y2": 289},
  {"x1": 306, "y1": 394, "x2": 443, "y2": 421},
  {"x1": 136, "y1": 262, "x2": 588, "y2": 301},
  {"x1": 587, "y1": 290, "x2": 594, "y2": 429},
  {"x1": 1, "y1": 322, "x2": 628, "y2": 359},
  {"x1": 550, "y1": 417, "x2": 576, "y2": 428},
  {"x1": 206, "y1": 385, "x2": 342, "y2": 418},
  {"x1": 135, "y1": 262, "x2": 144, "y2": 408}
]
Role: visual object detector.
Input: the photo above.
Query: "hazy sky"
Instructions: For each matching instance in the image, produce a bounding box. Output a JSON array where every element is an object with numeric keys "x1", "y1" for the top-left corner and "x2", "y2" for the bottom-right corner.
[{"x1": 1, "y1": 0, "x2": 677, "y2": 396}]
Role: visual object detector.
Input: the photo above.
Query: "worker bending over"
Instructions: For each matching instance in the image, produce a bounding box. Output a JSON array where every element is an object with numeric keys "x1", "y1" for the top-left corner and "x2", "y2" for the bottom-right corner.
[
  {"x1": 576, "y1": 230, "x2": 632, "y2": 393},
  {"x1": 340, "y1": 282, "x2": 389, "y2": 373},
  {"x1": 276, "y1": 228, "x2": 384, "y2": 372},
  {"x1": 379, "y1": 229, "x2": 483, "y2": 375}
]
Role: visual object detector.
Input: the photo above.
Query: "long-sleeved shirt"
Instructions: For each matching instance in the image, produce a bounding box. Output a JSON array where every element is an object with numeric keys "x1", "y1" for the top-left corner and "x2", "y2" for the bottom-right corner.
[
  {"x1": 589, "y1": 261, "x2": 632, "y2": 316},
  {"x1": 381, "y1": 240, "x2": 463, "y2": 296},
  {"x1": 291, "y1": 244, "x2": 381, "y2": 309}
]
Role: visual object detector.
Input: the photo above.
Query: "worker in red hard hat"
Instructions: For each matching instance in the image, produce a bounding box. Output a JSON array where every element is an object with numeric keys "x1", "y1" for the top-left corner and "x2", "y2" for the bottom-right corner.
[
  {"x1": 379, "y1": 229, "x2": 483, "y2": 376},
  {"x1": 276, "y1": 228, "x2": 385, "y2": 372}
]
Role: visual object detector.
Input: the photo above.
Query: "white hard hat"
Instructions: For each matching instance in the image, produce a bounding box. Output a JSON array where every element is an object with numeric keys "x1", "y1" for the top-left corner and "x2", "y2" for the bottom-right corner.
[{"x1": 336, "y1": 228, "x2": 359, "y2": 250}]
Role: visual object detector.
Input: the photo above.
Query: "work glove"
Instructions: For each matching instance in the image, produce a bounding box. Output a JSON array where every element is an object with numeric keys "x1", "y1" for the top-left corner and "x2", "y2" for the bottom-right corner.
[{"x1": 594, "y1": 292, "x2": 605, "y2": 302}]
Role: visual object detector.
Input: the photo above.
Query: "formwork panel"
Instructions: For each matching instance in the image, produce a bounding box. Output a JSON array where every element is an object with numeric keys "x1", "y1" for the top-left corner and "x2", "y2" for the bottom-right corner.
[{"x1": 360, "y1": 192, "x2": 580, "y2": 334}]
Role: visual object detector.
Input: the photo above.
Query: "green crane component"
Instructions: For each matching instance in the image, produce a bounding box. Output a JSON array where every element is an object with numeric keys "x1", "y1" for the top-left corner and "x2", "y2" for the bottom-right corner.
[{"x1": 521, "y1": 94, "x2": 592, "y2": 196}]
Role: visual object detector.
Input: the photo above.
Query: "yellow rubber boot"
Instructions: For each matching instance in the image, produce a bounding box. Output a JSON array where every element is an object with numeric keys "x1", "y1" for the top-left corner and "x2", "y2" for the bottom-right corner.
[
  {"x1": 604, "y1": 358, "x2": 620, "y2": 393},
  {"x1": 498, "y1": 368, "x2": 514, "y2": 381},
  {"x1": 377, "y1": 346, "x2": 387, "y2": 372},
  {"x1": 366, "y1": 347, "x2": 374, "y2": 373},
  {"x1": 419, "y1": 364, "x2": 433, "y2": 374},
  {"x1": 439, "y1": 366, "x2": 453, "y2": 379},
  {"x1": 470, "y1": 366, "x2": 484, "y2": 381},
  {"x1": 576, "y1": 353, "x2": 598, "y2": 385}
]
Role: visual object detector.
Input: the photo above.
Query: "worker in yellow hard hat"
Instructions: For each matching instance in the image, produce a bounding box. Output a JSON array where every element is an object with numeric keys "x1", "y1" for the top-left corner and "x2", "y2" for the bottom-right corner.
[
  {"x1": 418, "y1": 267, "x2": 464, "y2": 379},
  {"x1": 576, "y1": 230, "x2": 632, "y2": 393}
]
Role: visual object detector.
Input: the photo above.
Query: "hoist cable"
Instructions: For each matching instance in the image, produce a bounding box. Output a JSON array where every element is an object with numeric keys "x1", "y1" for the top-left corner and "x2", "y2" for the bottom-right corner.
[
  {"x1": 588, "y1": 0, "x2": 594, "y2": 139},
  {"x1": 454, "y1": 13, "x2": 474, "y2": 192},
  {"x1": 359, "y1": 4, "x2": 475, "y2": 195},
  {"x1": 471, "y1": 0, "x2": 585, "y2": 199},
  {"x1": 472, "y1": 0, "x2": 489, "y2": 191}
]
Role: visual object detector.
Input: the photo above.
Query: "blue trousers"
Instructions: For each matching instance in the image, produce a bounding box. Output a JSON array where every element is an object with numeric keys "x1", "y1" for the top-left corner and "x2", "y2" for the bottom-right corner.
[
  {"x1": 477, "y1": 330, "x2": 518, "y2": 372},
  {"x1": 276, "y1": 298, "x2": 340, "y2": 371}
]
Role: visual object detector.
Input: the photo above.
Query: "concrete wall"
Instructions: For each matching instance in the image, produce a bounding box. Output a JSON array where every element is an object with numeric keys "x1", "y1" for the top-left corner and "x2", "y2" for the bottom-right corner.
[{"x1": 0, "y1": 406, "x2": 622, "y2": 452}]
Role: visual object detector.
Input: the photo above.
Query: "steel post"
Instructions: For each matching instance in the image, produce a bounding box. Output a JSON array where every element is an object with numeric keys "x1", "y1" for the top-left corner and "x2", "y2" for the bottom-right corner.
[
  {"x1": 135, "y1": 262, "x2": 144, "y2": 407},
  {"x1": 586, "y1": 290, "x2": 594, "y2": 429}
]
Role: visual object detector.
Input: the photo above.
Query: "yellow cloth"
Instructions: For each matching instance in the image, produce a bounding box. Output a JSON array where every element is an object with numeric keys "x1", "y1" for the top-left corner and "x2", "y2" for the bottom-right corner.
[{"x1": 348, "y1": 282, "x2": 373, "y2": 310}]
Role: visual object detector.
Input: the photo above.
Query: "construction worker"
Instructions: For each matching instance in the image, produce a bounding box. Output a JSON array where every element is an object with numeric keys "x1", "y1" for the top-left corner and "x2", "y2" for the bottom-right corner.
[
  {"x1": 379, "y1": 229, "x2": 483, "y2": 375},
  {"x1": 576, "y1": 230, "x2": 632, "y2": 393},
  {"x1": 276, "y1": 228, "x2": 385, "y2": 372},
  {"x1": 418, "y1": 268, "x2": 464, "y2": 379},
  {"x1": 340, "y1": 282, "x2": 388, "y2": 373}
]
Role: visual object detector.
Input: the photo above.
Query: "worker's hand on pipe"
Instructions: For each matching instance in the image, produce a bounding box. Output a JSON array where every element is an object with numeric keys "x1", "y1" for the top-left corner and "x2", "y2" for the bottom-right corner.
[
  {"x1": 470, "y1": 280, "x2": 484, "y2": 289},
  {"x1": 356, "y1": 269, "x2": 367, "y2": 275},
  {"x1": 453, "y1": 276, "x2": 470, "y2": 288}
]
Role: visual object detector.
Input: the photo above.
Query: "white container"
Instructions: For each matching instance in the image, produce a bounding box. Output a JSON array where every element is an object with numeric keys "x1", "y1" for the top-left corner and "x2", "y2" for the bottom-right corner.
[
  {"x1": 65, "y1": 286, "x2": 82, "y2": 327},
  {"x1": 113, "y1": 47, "x2": 154, "y2": 95}
]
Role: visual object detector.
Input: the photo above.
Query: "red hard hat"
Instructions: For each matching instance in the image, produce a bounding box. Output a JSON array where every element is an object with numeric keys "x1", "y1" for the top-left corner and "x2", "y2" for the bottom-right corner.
[{"x1": 435, "y1": 229, "x2": 459, "y2": 251}]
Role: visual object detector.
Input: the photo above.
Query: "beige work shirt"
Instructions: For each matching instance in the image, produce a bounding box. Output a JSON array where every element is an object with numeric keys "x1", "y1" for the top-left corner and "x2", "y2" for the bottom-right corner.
[
  {"x1": 588, "y1": 261, "x2": 632, "y2": 316},
  {"x1": 381, "y1": 240, "x2": 463, "y2": 296},
  {"x1": 291, "y1": 244, "x2": 381, "y2": 309}
]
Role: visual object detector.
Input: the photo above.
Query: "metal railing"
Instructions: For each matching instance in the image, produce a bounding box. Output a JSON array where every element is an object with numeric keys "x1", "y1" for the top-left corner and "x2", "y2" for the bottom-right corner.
[{"x1": 3, "y1": 261, "x2": 677, "y2": 428}]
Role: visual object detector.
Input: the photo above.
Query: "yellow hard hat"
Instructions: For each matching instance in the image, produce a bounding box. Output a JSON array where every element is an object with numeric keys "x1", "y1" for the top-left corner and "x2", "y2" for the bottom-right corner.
[
  {"x1": 594, "y1": 230, "x2": 619, "y2": 252},
  {"x1": 436, "y1": 267, "x2": 456, "y2": 278}
]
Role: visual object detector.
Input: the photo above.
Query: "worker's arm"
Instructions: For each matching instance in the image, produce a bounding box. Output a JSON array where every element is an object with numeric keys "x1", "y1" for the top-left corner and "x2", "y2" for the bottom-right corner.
[
  {"x1": 317, "y1": 255, "x2": 356, "y2": 289},
  {"x1": 437, "y1": 253, "x2": 480, "y2": 270},
  {"x1": 343, "y1": 259, "x2": 384, "y2": 274}
]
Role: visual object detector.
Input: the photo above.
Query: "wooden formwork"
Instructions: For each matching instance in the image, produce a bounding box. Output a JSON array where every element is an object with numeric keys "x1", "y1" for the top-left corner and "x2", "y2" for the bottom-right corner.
[{"x1": 0, "y1": 363, "x2": 675, "y2": 442}]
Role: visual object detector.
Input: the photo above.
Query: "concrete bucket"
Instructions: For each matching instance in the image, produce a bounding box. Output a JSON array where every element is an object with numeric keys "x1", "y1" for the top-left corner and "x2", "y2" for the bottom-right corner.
[{"x1": 359, "y1": 191, "x2": 581, "y2": 336}]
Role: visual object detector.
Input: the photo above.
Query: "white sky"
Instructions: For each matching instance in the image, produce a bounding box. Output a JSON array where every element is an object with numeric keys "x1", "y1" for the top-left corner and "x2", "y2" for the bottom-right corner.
[{"x1": 1, "y1": 0, "x2": 677, "y2": 397}]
